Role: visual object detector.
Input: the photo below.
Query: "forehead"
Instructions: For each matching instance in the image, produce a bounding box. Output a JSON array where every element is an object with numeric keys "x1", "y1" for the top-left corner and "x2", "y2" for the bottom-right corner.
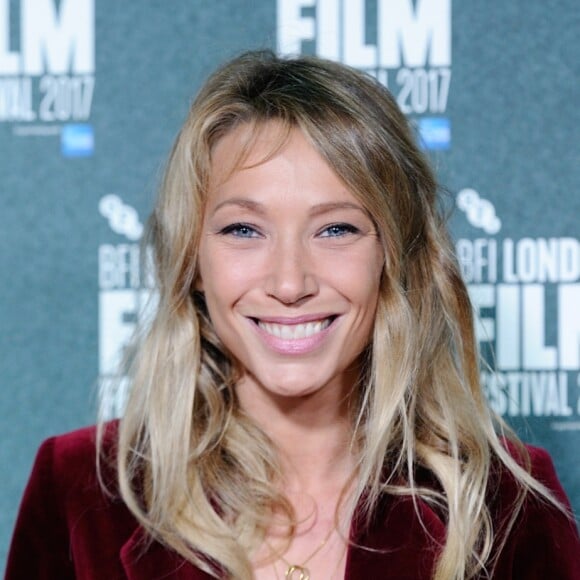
[
  {"x1": 209, "y1": 121, "x2": 293, "y2": 185},
  {"x1": 207, "y1": 122, "x2": 357, "y2": 205}
]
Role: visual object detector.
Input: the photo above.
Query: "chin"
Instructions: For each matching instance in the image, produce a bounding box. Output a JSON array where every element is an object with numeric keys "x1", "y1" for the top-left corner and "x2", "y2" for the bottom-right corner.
[
  {"x1": 262, "y1": 377, "x2": 322, "y2": 398},
  {"x1": 273, "y1": 384, "x2": 322, "y2": 399},
  {"x1": 257, "y1": 366, "x2": 343, "y2": 399}
]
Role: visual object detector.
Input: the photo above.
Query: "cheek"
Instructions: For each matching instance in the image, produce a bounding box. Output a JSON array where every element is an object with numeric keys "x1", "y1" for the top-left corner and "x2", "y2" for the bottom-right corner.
[
  {"x1": 197, "y1": 256, "x2": 258, "y2": 349},
  {"x1": 201, "y1": 288, "x2": 242, "y2": 358},
  {"x1": 344, "y1": 255, "x2": 383, "y2": 338},
  {"x1": 332, "y1": 249, "x2": 383, "y2": 300},
  {"x1": 197, "y1": 245, "x2": 250, "y2": 300}
]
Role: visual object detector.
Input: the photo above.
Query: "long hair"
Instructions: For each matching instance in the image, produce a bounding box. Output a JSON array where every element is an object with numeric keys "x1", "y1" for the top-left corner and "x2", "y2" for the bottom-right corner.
[{"x1": 113, "y1": 51, "x2": 561, "y2": 579}]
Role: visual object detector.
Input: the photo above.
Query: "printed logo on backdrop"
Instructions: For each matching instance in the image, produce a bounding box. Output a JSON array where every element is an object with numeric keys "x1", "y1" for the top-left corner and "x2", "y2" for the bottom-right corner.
[
  {"x1": 277, "y1": 0, "x2": 452, "y2": 149},
  {"x1": 98, "y1": 195, "x2": 156, "y2": 419},
  {"x1": 0, "y1": 0, "x2": 95, "y2": 155},
  {"x1": 456, "y1": 189, "x2": 580, "y2": 430}
]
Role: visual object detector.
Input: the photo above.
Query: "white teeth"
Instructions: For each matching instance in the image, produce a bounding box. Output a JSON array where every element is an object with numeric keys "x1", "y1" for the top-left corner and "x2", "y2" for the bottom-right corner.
[{"x1": 258, "y1": 318, "x2": 332, "y2": 339}]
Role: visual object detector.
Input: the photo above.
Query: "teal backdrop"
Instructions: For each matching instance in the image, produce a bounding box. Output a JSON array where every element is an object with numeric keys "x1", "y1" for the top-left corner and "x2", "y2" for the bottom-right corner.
[{"x1": 1, "y1": 0, "x2": 578, "y2": 571}]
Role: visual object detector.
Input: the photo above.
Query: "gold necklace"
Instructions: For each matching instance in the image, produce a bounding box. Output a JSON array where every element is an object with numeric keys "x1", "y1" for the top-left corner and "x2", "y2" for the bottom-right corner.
[{"x1": 270, "y1": 524, "x2": 336, "y2": 580}]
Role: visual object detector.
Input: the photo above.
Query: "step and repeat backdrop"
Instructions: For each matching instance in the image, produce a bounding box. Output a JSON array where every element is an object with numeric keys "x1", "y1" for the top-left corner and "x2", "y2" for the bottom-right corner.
[{"x1": 1, "y1": 0, "x2": 578, "y2": 569}]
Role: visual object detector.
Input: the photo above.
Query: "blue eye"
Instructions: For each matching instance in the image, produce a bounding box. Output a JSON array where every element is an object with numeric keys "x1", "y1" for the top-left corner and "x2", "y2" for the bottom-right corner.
[
  {"x1": 219, "y1": 223, "x2": 260, "y2": 238},
  {"x1": 319, "y1": 223, "x2": 360, "y2": 237}
]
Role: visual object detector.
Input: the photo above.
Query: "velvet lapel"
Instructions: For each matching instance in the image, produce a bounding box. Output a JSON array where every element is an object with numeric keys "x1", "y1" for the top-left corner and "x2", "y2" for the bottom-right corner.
[
  {"x1": 345, "y1": 494, "x2": 446, "y2": 579},
  {"x1": 119, "y1": 496, "x2": 446, "y2": 579},
  {"x1": 120, "y1": 526, "x2": 214, "y2": 580}
]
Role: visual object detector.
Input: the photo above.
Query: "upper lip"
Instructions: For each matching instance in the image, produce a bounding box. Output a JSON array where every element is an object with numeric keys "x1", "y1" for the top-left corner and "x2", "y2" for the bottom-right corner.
[{"x1": 249, "y1": 313, "x2": 338, "y2": 325}]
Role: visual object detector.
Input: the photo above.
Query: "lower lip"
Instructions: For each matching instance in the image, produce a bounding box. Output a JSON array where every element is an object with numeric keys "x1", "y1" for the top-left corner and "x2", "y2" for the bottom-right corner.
[{"x1": 249, "y1": 318, "x2": 338, "y2": 355}]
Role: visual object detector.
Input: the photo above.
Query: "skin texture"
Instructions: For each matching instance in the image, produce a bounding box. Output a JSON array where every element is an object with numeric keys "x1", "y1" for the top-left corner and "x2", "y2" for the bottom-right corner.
[
  {"x1": 197, "y1": 123, "x2": 384, "y2": 418},
  {"x1": 196, "y1": 123, "x2": 385, "y2": 576}
]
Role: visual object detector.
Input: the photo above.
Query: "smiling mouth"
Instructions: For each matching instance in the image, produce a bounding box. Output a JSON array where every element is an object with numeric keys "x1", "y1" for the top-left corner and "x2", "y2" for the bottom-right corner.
[{"x1": 254, "y1": 316, "x2": 336, "y2": 340}]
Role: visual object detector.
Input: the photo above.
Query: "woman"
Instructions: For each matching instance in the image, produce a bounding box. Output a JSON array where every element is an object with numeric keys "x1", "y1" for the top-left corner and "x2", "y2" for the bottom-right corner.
[{"x1": 7, "y1": 51, "x2": 579, "y2": 579}]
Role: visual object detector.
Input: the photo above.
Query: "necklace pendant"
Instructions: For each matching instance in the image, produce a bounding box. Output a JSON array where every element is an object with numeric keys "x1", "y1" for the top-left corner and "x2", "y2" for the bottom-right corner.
[{"x1": 285, "y1": 564, "x2": 310, "y2": 580}]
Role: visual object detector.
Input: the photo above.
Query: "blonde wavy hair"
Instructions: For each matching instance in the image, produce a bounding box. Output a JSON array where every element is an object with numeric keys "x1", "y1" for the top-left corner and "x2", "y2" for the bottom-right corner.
[{"x1": 112, "y1": 51, "x2": 560, "y2": 579}]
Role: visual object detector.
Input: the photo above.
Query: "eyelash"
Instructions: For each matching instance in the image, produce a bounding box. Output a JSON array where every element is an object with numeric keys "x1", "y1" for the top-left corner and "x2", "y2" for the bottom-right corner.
[
  {"x1": 319, "y1": 223, "x2": 361, "y2": 237},
  {"x1": 218, "y1": 222, "x2": 361, "y2": 239},
  {"x1": 218, "y1": 223, "x2": 261, "y2": 238}
]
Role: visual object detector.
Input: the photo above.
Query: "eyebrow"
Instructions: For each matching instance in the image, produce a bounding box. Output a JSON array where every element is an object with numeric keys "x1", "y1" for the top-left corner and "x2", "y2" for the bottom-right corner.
[
  {"x1": 212, "y1": 198, "x2": 268, "y2": 216},
  {"x1": 309, "y1": 201, "x2": 368, "y2": 216},
  {"x1": 211, "y1": 198, "x2": 368, "y2": 217}
]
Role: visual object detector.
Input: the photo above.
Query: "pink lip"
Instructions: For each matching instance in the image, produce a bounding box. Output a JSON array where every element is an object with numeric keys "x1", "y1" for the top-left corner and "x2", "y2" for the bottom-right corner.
[{"x1": 247, "y1": 314, "x2": 339, "y2": 355}]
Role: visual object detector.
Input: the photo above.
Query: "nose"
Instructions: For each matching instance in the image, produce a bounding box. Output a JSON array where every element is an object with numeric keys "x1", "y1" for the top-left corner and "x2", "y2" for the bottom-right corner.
[{"x1": 264, "y1": 237, "x2": 318, "y2": 304}]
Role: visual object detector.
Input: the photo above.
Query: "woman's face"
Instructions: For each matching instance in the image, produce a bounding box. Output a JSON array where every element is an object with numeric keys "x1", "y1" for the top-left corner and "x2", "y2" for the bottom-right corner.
[{"x1": 197, "y1": 123, "x2": 383, "y2": 408}]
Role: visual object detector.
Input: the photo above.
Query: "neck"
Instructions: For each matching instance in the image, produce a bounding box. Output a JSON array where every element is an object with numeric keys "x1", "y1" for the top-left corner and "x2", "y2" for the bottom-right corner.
[
  {"x1": 277, "y1": 417, "x2": 355, "y2": 494},
  {"x1": 238, "y1": 376, "x2": 357, "y2": 493}
]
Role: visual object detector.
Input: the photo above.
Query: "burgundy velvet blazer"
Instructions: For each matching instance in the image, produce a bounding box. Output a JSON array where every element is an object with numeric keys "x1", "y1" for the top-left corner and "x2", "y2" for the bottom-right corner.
[{"x1": 6, "y1": 424, "x2": 580, "y2": 579}]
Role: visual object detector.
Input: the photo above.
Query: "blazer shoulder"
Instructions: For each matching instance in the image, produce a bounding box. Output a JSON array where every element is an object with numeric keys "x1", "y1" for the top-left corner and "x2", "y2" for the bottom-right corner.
[
  {"x1": 35, "y1": 421, "x2": 119, "y2": 488},
  {"x1": 6, "y1": 421, "x2": 137, "y2": 580},
  {"x1": 491, "y1": 443, "x2": 580, "y2": 578},
  {"x1": 526, "y1": 444, "x2": 570, "y2": 501},
  {"x1": 45, "y1": 420, "x2": 119, "y2": 458},
  {"x1": 498, "y1": 442, "x2": 574, "y2": 510}
]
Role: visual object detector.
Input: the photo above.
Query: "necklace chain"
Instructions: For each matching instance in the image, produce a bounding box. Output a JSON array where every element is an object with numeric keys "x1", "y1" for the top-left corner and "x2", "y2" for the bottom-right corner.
[{"x1": 269, "y1": 524, "x2": 337, "y2": 580}]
